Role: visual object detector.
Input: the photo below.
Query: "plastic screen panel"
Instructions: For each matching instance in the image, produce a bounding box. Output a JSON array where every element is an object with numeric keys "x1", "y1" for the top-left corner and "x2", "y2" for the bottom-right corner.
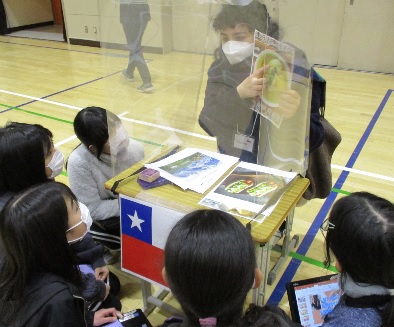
[{"x1": 97, "y1": 0, "x2": 312, "y2": 199}]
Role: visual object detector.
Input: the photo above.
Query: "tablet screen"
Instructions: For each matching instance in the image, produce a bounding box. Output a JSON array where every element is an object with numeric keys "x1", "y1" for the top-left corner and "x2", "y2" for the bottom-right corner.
[{"x1": 287, "y1": 274, "x2": 341, "y2": 327}]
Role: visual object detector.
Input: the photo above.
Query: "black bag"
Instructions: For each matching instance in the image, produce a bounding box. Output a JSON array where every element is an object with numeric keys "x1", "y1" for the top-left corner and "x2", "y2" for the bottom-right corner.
[
  {"x1": 303, "y1": 117, "x2": 341, "y2": 200},
  {"x1": 303, "y1": 69, "x2": 341, "y2": 200}
]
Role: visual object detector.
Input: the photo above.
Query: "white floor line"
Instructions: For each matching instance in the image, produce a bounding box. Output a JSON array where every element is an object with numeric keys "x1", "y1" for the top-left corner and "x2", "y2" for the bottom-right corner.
[
  {"x1": 331, "y1": 164, "x2": 394, "y2": 182},
  {"x1": 54, "y1": 135, "x2": 77, "y2": 147},
  {"x1": 0, "y1": 89, "x2": 81, "y2": 110},
  {"x1": 0, "y1": 89, "x2": 215, "y2": 141},
  {"x1": 120, "y1": 116, "x2": 215, "y2": 141},
  {"x1": 2, "y1": 89, "x2": 393, "y2": 183}
]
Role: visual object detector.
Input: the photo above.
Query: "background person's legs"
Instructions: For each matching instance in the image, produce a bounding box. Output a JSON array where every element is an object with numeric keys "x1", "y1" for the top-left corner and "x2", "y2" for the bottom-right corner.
[{"x1": 121, "y1": 11, "x2": 152, "y2": 91}]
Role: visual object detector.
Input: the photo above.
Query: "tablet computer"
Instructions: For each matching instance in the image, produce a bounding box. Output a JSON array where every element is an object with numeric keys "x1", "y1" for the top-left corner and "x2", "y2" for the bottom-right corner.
[
  {"x1": 105, "y1": 309, "x2": 153, "y2": 327},
  {"x1": 286, "y1": 274, "x2": 341, "y2": 327}
]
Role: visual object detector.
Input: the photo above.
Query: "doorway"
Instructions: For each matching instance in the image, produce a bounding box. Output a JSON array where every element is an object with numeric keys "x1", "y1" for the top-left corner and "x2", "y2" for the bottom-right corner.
[{"x1": 2, "y1": 0, "x2": 65, "y2": 42}]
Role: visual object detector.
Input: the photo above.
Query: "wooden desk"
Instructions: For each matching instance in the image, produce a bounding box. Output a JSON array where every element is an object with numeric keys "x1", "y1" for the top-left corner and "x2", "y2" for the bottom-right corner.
[{"x1": 106, "y1": 158, "x2": 309, "y2": 311}]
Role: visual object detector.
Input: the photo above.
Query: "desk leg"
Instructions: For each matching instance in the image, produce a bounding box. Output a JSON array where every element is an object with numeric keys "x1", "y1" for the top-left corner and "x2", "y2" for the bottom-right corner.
[
  {"x1": 141, "y1": 280, "x2": 154, "y2": 314},
  {"x1": 253, "y1": 237, "x2": 274, "y2": 306},
  {"x1": 267, "y1": 208, "x2": 299, "y2": 285},
  {"x1": 141, "y1": 280, "x2": 183, "y2": 316}
]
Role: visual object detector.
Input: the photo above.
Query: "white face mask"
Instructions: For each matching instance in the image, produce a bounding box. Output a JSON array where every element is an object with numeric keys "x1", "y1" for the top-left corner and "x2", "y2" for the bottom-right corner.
[
  {"x1": 222, "y1": 41, "x2": 254, "y2": 65},
  {"x1": 78, "y1": 202, "x2": 92, "y2": 230},
  {"x1": 109, "y1": 125, "x2": 130, "y2": 155},
  {"x1": 46, "y1": 149, "x2": 64, "y2": 178},
  {"x1": 66, "y1": 202, "x2": 92, "y2": 244}
]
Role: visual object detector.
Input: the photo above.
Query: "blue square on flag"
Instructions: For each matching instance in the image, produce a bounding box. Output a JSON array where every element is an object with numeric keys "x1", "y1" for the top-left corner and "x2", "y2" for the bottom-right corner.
[{"x1": 120, "y1": 197, "x2": 153, "y2": 245}]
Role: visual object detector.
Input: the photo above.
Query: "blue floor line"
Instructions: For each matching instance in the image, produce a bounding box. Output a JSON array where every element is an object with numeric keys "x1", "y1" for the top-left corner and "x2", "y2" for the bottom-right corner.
[
  {"x1": 12, "y1": 70, "x2": 121, "y2": 109},
  {"x1": 0, "y1": 39, "x2": 129, "y2": 59},
  {"x1": 268, "y1": 89, "x2": 393, "y2": 305},
  {"x1": 0, "y1": 108, "x2": 13, "y2": 114},
  {"x1": 0, "y1": 39, "x2": 104, "y2": 55}
]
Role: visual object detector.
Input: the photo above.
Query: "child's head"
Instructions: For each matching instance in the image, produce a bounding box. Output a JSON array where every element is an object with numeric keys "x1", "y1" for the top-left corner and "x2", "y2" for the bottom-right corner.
[
  {"x1": 74, "y1": 106, "x2": 110, "y2": 158},
  {"x1": 213, "y1": 0, "x2": 279, "y2": 43},
  {"x1": 324, "y1": 192, "x2": 394, "y2": 287},
  {"x1": 0, "y1": 122, "x2": 58, "y2": 193},
  {"x1": 163, "y1": 209, "x2": 260, "y2": 327},
  {"x1": 0, "y1": 182, "x2": 83, "y2": 322},
  {"x1": 0, "y1": 182, "x2": 82, "y2": 291},
  {"x1": 73, "y1": 106, "x2": 129, "y2": 160}
]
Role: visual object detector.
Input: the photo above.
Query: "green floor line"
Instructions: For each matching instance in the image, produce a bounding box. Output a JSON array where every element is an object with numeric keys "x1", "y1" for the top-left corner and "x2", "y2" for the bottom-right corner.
[
  {"x1": 289, "y1": 251, "x2": 338, "y2": 273},
  {"x1": 1, "y1": 103, "x2": 163, "y2": 147},
  {"x1": 331, "y1": 188, "x2": 351, "y2": 195},
  {"x1": 1, "y1": 103, "x2": 73, "y2": 124},
  {"x1": 272, "y1": 247, "x2": 337, "y2": 272},
  {"x1": 131, "y1": 137, "x2": 163, "y2": 148}
]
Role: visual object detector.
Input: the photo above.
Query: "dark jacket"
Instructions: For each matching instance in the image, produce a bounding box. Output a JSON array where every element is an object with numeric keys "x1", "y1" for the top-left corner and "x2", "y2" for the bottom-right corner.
[
  {"x1": 199, "y1": 47, "x2": 315, "y2": 173},
  {"x1": 1, "y1": 273, "x2": 92, "y2": 327},
  {"x1": 71, "y1": 233, "x2": 106, "y2": 270},
  {"x1": 199, "y1": 49, "x2": 254, "y2": 159},
  {"x1": 70, "y1": 233, "x2": 107, "y2": 305}
]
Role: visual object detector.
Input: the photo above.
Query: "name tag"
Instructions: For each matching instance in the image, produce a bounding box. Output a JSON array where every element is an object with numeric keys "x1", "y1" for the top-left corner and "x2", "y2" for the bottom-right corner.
[{"x1": 233, "y1": 134, "x2": 254, "y2": 152}]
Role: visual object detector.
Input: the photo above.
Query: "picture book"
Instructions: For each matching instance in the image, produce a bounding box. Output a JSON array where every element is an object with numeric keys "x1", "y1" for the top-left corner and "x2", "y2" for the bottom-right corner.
[
  {"x1": 145, "y1": 148, "x2": 239, "y2": 193},
  {"x1": 199, "y1": 161, "x2": 297, "y2": 222},
  {"x1": 251, "y1": 29, "x2": 295, "y2": 128}
]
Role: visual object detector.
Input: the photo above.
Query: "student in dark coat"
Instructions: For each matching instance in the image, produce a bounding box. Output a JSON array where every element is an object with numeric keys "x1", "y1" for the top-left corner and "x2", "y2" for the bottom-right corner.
[{"x1": 0, "y1": 182, "x2": 121, "y2": 327}]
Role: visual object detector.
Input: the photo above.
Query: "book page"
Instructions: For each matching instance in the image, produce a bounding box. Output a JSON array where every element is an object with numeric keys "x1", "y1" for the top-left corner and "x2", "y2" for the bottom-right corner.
[
  {"x1": 199, "y1": 161, "x2": 297, "y2": 222},
  {"x1": 250, "y1": 30, "x2": 295, "y2": 128}
]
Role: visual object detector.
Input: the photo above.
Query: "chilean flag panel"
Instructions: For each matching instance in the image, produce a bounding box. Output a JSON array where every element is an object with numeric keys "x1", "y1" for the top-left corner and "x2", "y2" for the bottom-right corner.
[{"x1": 120, "y1": 194, "x2": 183, "y2": 286}]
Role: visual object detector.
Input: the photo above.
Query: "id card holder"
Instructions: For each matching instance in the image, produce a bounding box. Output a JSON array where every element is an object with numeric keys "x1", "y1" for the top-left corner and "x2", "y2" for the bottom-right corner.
[{"x1": 233, "y1": 133, "x2": 255, "y2": 153}]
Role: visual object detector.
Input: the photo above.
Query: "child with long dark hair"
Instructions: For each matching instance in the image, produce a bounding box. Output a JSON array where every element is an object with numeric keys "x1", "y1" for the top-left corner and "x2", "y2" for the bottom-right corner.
[
  {"x1": 321, "y1": 192, "x2": 394, "y2": 327},
  {"x1": 67, "y1": 106, "x2": 144, "y2": 256},
  {"x1": 161, "y1": 209, "x2": 301, "y2": 327},
  {"x1": 0, "y1": 182, "x2": 121, "y2": 326},
  {"x1": 0, "y1": 122, "x2": 63, "y2": 209}
]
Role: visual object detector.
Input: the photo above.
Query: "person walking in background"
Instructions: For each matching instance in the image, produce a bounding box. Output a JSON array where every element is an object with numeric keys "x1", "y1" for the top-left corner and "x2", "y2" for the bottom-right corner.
[{"x1": 120, "y1": 0, "x2": 154, "y2": 93}]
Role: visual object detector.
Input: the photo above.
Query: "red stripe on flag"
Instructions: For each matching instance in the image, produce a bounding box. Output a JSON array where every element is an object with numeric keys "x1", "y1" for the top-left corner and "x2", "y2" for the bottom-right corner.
[{"x1": 122, "y1": 234, "x2": 166, "y2": 286}]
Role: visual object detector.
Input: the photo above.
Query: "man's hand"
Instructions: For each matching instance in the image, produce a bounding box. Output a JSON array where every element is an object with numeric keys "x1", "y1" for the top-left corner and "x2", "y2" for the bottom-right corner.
[
  {"x1": 276, "y1": 89, "x2": 301, "y2": 118},
  {"x1": 237, "y1": 66, "x2": 267, "y2": 99}
]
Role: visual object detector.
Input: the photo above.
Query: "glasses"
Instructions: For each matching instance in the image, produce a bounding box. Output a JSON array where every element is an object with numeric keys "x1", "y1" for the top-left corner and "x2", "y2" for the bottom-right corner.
[{"x1": 319, "y1": 218, "x2": 335, "y2": 239}]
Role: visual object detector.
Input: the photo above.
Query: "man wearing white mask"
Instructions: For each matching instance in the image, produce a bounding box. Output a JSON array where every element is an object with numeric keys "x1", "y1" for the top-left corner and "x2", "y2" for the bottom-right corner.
[{"x1": 199, "y1": 0, "x2": 305, "y2": 167}]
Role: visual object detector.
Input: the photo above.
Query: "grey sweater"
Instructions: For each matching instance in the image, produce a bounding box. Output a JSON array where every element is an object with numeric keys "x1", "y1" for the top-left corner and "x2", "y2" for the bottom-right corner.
[{"x1": 67, "y1": 140, "x2": 144, "y2": 221}]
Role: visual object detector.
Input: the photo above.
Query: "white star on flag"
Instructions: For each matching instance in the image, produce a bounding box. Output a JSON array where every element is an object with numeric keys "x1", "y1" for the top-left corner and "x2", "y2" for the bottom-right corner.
[{"x1": 127, "y1": 211, "x2": 145, "y2": 232}]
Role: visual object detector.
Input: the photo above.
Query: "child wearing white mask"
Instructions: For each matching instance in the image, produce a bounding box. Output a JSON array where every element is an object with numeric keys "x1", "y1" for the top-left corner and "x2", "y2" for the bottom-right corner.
[
  {"x1": 67, "y1": 106, "x2": 144, "y2": 262},
  {"x1": 66, "y1": 200, "x2": 122, "y2": 312},
  {"x1": 0, "y1": 182, "x2": 122, "y2": 326},
  {"x1": 0, "y1": 122, "x2": 64, "y2": 210},
  {"x1": 0, "y1": 121, "x2": 121, "y2": 306},
  {"x1": 45, "y1": 147, "x2": 65, "y2": 179}
]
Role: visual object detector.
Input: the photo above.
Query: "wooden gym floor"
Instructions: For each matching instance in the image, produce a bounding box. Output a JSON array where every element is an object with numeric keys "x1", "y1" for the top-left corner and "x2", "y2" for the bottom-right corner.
[{"x1": 0, "y1": 35, "x2": 393, "y2": 324}]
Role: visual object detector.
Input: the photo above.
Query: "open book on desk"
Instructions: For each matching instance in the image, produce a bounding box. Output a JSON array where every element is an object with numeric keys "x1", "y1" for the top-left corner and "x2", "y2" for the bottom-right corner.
[
  {"x1": 145, "y1": 148, "x2": 239, "y2": 193},
  {"x1": 199, "y1": 161, "x2": 297, "y2": 223}
]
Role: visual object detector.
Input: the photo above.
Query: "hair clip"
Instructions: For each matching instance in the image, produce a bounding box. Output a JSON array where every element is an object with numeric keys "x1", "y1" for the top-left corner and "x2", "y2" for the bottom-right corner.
[{"x1": 199, "y1": 317, "x2": 217, "y2": 326}]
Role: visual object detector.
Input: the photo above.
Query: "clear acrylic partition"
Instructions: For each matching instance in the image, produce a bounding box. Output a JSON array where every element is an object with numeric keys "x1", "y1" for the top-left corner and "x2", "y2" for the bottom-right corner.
[{"x1": 98, "y1": 0, "x2": 312, "y2": 219}]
